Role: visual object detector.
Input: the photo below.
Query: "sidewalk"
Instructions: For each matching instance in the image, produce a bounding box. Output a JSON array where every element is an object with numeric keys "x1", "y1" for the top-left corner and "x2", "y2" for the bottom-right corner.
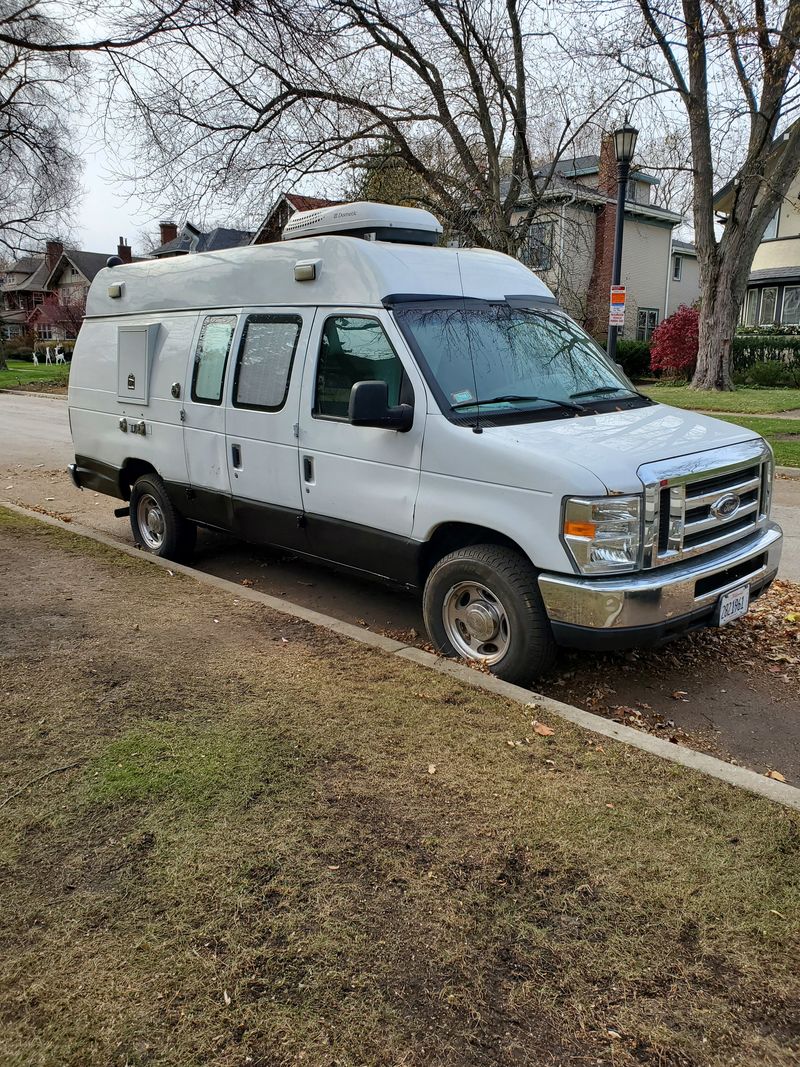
[{"x1": 1, "y1": 506, "x2": 798, "y2": 1066}]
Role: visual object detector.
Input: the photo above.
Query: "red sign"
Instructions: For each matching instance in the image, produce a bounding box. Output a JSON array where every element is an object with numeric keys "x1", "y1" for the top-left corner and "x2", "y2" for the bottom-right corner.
[{"x1": 609, "y1": 284, "x2": 626, "y2": 326}]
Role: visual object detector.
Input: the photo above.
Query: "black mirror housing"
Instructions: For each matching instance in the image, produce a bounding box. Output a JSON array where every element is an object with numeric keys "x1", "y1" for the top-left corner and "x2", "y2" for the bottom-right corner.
[{"x1": 348, "y1": 380, "x2": 413, "y2": 431}]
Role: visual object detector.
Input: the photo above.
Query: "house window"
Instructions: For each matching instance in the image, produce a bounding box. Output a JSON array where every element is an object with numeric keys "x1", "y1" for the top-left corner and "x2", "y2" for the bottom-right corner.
[
  {"x1": 759, "y1": 287, "x2": 778, "y2": 325},
  {"x1": 519, "y1": 222, "x2": 553, "y2": 271},
  {"x1": 626, "y1": 179, "x2": 638, "y2": 203},
  {"x1": 763, "y1": 208, "x2": 779, "y2": 241},
  {"x1": 32, "y1": 292, "x2": 44, "y2": 305},
  {"x1": 741, "y1": 288, "x2": 758, "y2": 326},
  {"x1": 37, "y1": 324, "x2": 55, "y2": 340},
  {"x1": 672, "y1": 255, "x2": 682, "y2": 281},
  {"x1": 782, "y1": 286, "x2": 800, "y2": 324},
  {"x1": 636, "y1": 308, "x2": 659, "y2": 341}
]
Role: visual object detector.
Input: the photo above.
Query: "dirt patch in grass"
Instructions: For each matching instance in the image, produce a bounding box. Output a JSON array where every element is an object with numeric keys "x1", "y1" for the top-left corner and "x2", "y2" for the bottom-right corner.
[{"x1": 1, "y1": 507, "x2": 799, "y2": 1066}]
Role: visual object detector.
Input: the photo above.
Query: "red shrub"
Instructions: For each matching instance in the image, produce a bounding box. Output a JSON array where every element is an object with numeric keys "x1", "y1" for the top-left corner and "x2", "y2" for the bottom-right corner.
[{"x1": 649, "y1": 304, "x2": 700, "y2": 378}]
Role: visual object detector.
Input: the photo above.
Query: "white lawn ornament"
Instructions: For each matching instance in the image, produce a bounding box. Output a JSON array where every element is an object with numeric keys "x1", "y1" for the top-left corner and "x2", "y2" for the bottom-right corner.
[
  {"x1": 32, "y1": 350, "x2": 39, "y2": 365},
  {"x1": 55, "y1": 346, "x2": 66, "y2": 364},
  {"x1": 45, "y1": 346, "x2": 52, "y2": 364}
]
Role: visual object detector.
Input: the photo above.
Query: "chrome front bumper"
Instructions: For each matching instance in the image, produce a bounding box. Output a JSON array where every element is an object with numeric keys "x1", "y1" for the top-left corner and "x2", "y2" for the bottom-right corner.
[{"x1": 538, "y1": 523, "x2": 782, "y2": 649}]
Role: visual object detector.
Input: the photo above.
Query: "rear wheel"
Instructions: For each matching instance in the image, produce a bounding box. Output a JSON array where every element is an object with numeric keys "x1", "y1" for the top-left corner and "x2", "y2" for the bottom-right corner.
[
  {"x1": 422, "y1": 544, "x2": 556, "y2": 685},
  {"x1": 129, "y1": 473, "x2": 196, "y2": 561}
]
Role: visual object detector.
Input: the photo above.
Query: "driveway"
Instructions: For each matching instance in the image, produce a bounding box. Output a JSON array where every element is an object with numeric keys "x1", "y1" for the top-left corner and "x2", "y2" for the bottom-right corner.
[{"x1": 3, "y1": 390, "x2": 799, "y2": 781}]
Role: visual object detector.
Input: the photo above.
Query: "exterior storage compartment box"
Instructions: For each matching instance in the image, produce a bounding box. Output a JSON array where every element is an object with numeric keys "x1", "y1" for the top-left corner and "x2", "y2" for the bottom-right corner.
[{"x1": 117, "y1": 323, "x2": 159, "y2": 404}]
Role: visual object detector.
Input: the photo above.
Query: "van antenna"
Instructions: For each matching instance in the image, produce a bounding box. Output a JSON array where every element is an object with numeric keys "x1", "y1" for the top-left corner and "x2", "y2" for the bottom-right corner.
[{"x1": 455, "y1": 252, "x2": 482, "y2": 435}]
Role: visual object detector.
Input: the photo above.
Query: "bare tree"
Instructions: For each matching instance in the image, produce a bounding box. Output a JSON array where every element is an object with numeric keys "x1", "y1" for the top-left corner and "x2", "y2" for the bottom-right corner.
[
  {"x1": 106, "y1": 0, "x2": 626, "y2": 256},
  {"x1": 573, "y1": 0, "x2": 800, "y2": 390},
  {"x1": 0, "y1": 0, "x2": 198, "y2": 255},
  {"x1": 0, "y1": 1, "x2": 83, "y2": 255}
]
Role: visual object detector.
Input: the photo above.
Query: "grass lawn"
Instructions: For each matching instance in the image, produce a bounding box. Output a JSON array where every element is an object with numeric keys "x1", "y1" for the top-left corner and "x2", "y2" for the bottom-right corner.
[
  {"x1": 642, "y1": 383, "x2": 800, "y2": 413},
  {"x1": 710, "y1": 414, "x2": 800, "y2": 469},
  {"x1": 1, "y1": 507, "x2": 798, "y2": 1067},
  {"x1": 0, "y1": 358, "x2": 69, "y2": 391}
]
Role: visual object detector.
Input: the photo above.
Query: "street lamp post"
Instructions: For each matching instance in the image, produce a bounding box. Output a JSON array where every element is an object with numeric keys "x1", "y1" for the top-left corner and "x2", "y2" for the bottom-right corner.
[{"x1": 606, "y1": 120, "x2": 639, "y2": 364}]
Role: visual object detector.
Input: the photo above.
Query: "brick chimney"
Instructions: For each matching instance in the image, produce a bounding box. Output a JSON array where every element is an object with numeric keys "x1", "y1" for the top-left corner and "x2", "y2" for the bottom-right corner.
[
  {"x1": 585, "y1": 134, "x2": 620, "y2": 339},
  {"x1": 159, "y1": 221, "x2": 178, "y2": 245},
  {"x1": 117, "y1": 236, "x2": 133, "y2": 263},
  {"x1": 45, "y1": 240, "x2": 64, "y2": 273}
]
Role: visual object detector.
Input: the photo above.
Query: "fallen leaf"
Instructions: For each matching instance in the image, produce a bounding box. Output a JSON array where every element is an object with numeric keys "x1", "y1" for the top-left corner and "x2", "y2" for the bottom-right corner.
[
  {"x1": 240, "y1": 578, "x2": 254, "y2": 587},
  {"x1": 671, "y1": 690, "x2": 689, "y2": 701},
  {"x1": 427, "y1": 764, "x2": 436, "y2": 774},
  {"x1": 223, "y1": 989, "x2": 231, "y2": 1006},
  {"x1": 533, "y1": 722, "x2": 555, "y2": 737},
  {"x1": 327, "y1": 864, "x2": 340, "y2": 870},
  {"x1": 766, "y1": 770, "x2": 787, "y2": 782}
]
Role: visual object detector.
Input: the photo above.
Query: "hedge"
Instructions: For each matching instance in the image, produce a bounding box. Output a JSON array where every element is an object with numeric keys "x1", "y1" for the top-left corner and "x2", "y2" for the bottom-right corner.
[{"x1": 732, "y1": 333, "x2": 800, "y2": 386}]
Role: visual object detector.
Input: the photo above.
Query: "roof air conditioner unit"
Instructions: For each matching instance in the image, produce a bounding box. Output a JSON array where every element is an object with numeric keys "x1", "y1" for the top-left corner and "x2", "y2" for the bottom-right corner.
[{"x1": 282, "y1": 201, "x2": 443, "y2": 246}]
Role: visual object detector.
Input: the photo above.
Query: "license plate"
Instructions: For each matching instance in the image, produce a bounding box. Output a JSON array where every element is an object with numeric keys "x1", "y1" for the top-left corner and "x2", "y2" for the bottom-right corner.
[{"x1": 717, "y1": 584, "x2": 750, "y2": 626}]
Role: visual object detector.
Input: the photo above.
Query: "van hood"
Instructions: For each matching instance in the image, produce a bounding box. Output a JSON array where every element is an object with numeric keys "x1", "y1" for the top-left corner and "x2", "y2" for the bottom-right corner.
[{"x1": 482, "y1": 403, "x2": 759, "y2": 494}]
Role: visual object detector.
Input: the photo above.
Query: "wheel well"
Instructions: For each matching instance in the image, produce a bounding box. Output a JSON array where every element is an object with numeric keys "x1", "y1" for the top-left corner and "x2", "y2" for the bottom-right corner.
[
  {"x1": 420, "y1": 522, "x2": 529, "y2": 582},
  {"x1": 119, "y1": 459, "x2": 158, "y2": 500}
]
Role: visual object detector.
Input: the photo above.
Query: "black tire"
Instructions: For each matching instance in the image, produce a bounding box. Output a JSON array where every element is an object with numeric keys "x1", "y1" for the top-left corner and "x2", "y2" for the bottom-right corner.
[
  {"x1": 129, "y1": 473, "x2": 196, "y2": 562},
  {"x1": 422, "y1": 543, "x2": 557, "y2": 686}
]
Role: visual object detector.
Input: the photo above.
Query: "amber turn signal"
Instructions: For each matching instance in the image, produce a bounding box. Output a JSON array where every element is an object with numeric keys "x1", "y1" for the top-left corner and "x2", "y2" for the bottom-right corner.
[{"x1": 564, "y1": 520, "x2": 597, "y2": 538}]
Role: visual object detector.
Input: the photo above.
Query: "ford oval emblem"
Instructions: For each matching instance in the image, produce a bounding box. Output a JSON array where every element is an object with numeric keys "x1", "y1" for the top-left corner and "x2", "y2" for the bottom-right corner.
[{"x1": 711, "y1": 493, "x2": 740, "y2": 519}]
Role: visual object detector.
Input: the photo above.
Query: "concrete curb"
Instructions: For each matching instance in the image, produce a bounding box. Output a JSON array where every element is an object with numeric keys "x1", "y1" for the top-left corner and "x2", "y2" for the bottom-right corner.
[
  {"x1": 776, "y1": 465, "x2": 800, "y2": 479},
  {"x1": 0, "y1": 389, "x2": 67, "y2": 400},
  {"x1": 3, "y1": 500, "x2": 799, "y2": 812}
]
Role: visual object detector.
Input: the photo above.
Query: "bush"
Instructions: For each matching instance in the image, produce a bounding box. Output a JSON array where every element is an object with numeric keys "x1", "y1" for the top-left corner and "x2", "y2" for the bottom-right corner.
[
  {"x1": 11, "y1": 339, "x2": 76, "y2": 362},
  {"x1": 732, "y1": 332, "x2": 800, "y2": 384},
  {"x1": 615, "y1": 340, "x2": 651, "y2": 379},
  {"x1": 732, "y1": 359, "x2": 800, "y2": 388},
  {"x1": 650, "y1": 305, "x2": 699, "y2": 378}
]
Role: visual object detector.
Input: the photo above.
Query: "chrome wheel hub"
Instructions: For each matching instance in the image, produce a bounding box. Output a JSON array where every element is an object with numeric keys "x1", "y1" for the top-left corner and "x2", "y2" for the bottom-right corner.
[
  {"x1": 442, "y1": 581, "x2": 511, "y2": 664},
  {"x1": 137, "y1": 494, "x2": 165, "y2": 550}
]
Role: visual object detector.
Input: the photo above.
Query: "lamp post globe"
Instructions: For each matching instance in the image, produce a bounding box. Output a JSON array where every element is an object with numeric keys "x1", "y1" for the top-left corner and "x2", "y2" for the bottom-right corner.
[{"x1": 606, "y1": 120, "x2": 639, "y2": 364}]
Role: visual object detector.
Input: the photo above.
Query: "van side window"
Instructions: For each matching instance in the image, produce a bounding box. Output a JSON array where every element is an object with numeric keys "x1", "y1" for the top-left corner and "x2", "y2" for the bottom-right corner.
[
  {"x1": 192, "y1": 315, "x2": 236, "y2": 404},
  {"x1": 233, "y1": 315, "x2": 302, "y2": 411},
  {"x1": 314, "y1": 316, "x2": 405, "y2": 419}
]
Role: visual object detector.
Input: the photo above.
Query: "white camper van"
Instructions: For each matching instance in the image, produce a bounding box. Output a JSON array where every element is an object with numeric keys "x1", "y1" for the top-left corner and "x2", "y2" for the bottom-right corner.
[{"x1": 68, "y1": 202, "x2": 782, "y2": 684}]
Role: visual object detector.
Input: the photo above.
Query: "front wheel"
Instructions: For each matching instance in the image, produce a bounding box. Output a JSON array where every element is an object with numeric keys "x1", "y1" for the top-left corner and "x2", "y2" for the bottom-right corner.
[
  {"x1": 422, "y1": 544, "x2": 556, "y2": 686},
  {"x1": 129, "y1": 473, "x2": 196, "y2": 562}
]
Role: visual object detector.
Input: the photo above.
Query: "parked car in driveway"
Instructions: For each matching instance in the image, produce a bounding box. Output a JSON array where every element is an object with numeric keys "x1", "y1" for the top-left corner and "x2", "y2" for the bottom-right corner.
[{"x1": 67, "y1": 202, "x2": 782, "y2": 683}]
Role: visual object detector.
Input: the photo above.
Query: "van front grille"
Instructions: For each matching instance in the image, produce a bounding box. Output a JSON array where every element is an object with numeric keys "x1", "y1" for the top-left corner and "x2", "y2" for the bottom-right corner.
[{"x1": 640, "y1": 441, "x2": 772, "y2": 569}]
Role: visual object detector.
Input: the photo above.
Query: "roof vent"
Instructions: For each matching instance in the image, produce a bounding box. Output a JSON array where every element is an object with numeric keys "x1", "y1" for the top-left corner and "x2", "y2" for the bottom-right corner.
[{"x1": 282, "y1": 201, "x2": 443, "y2": 246}]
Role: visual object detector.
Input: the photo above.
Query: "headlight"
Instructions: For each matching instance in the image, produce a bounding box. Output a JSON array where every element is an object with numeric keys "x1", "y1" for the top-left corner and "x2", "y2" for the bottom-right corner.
[{"x1": 563, "y1": 496, "x2": 642, "y2": 574}]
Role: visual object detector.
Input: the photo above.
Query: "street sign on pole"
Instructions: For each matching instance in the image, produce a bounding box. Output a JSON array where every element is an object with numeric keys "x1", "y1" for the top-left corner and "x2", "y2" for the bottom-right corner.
[{"x1": 609, "y1": 284, "x2": 626, "y2": 327}]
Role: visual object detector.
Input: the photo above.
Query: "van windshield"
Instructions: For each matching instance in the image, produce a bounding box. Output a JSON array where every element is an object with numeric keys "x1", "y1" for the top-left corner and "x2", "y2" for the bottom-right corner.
[{"x1": 394, "y1": 303, "x2": 643, "y2": 420}]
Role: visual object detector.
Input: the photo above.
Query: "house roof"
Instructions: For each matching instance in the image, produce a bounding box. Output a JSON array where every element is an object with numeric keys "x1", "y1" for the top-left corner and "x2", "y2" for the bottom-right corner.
[
  {"x1": 151, "y1": 224, "x2": 254, "y2": 258},
  {"x1": 713, "y1": 123, "x2": 797, "y2": 210},
  {"x1": 2, "y1": 258, "x2": 50, "y2": 292},
  {"x1": 505, "y1": 174, "x2": 683, "y2": 224},
  {"x1": 672, "y1": 239, "x2": 697, "y2": 256},
  {"x1": 6, "y1": 255, "x2": 41, "y2": 276},
  {"x1": 536, "y1": 153, "x2": 660, "y2": 185},
  {"x1": 747, "y1": 265, "x2": 800, "y2": 285},
  {"x1": 284, "y1": 194, "x2": 341, "y2": 213},
  {"x1": 43, "y1": 249, "x2": 133, "y2": 289}
]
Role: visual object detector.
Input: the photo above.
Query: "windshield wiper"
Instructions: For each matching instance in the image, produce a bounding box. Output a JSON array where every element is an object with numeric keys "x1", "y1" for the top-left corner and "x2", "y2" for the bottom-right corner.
[
  {"x1": 570, "y1": 385, "x2": 639, "y2": 400},
  {"x1": 451, "y1": 393, "x2": 585, "y2": 413}
]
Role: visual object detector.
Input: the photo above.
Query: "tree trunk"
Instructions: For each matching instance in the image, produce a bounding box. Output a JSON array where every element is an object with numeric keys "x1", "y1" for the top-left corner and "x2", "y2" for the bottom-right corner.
[
  {"x1": 0, "y1": 350, "x2": 7, "y2": 372},
  {"x1": 691, "y1": 262, "x2": 740, "y2": 390}
]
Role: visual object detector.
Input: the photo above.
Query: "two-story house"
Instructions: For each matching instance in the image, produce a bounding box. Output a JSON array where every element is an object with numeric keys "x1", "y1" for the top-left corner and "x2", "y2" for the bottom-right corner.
[
  {"x1": 1, "y1": 239, "x2": 134, "y2": 340},
  {"x1": 715, "y1": 133, "x2": 800, "y2": 327},
  {"x1": 507, "y1": 137, "x2": 699, "y2": 341}
]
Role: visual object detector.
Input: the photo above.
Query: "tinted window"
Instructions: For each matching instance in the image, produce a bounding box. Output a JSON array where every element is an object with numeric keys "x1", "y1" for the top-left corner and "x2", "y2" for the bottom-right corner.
[
  {"x1": 234, "y1": 315, "x2": 302, "y2": 410},
  {"x1": 192, "y1": 315, "x2": 236, "y2": 403},
  {"x1": 314, "y1": 316, "x2": 403, "y2": 419}
]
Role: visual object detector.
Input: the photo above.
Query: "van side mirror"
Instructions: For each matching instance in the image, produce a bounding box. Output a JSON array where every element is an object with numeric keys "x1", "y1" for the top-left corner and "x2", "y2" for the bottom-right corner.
[{"x1": 348, "y1": 380, "x2": 413, "y2": 432}]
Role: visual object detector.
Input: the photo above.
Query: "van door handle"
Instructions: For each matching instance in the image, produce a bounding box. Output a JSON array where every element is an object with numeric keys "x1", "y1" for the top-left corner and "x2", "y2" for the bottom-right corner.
[
  {"x1": 231, "y1": 443, "x2": 243, "y2": 469},
  {"x1": 303, "y1": 455, "x2": 314, "y2": 483}
]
